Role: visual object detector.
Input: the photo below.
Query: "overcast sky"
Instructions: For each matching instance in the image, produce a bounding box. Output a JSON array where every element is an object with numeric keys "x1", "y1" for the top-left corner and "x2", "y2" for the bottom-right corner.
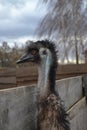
[{"x1": 0, "y1": 0, "x2": 46, "y2": 44}]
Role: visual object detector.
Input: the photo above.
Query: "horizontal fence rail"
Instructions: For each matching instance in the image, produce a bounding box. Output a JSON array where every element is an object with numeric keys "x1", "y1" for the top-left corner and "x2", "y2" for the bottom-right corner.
[
  {"x1": 16, "y1": 64, "x2": 87, "y2": 86},
  {"x1": 0, "y1": 68, "x2": 16, "y2": 89},
  {"x1": 0, "y1": 64, "x2": 87, "y2": 88}
]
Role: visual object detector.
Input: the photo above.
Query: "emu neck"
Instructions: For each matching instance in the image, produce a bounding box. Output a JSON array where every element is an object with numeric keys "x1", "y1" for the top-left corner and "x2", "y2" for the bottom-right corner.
[{"x1": 37, "y1": 55, "x2": 56, "y2": 98}]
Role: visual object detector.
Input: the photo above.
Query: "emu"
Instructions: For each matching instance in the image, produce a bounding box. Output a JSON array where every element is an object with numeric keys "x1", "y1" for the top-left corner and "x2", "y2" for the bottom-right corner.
[{"x1": 17, "y1": 40, "x2": 70, "y2": 130}]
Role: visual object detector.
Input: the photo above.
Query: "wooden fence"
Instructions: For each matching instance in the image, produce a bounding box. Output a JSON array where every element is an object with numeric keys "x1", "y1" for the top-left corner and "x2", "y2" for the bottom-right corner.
[
  {"x1": 0, "y1": 64, "x2": 87, "y2": 89},
  {"x1": 0, "y1": 76, "x2": 87, "y2": 130},
  {"x1": 0, "y1": 68, "x2": 16, "y2": 89},
  {"x1": 16, "y1": 64, "x2": 87, "y2": 86}
]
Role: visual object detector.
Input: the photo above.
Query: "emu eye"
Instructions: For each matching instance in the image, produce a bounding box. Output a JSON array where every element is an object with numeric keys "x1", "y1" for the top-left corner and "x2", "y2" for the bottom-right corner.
[
  {"x1": 43, "y1": 50, "x2": 47, "y2": 55},
  {"x1": 31, "y1": 50, "x2": 37, "y2": 55}
]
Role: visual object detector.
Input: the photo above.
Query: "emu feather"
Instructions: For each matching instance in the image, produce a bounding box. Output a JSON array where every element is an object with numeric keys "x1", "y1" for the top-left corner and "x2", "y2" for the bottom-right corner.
[{"x1": 17, "y1": 40, "x2": 70, "y2": 130}]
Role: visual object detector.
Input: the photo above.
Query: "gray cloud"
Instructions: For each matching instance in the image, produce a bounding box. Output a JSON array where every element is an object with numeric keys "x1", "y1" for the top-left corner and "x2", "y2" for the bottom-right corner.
[
  {"x1": 0, "y1": 0, "x2": 25, "y2": 7},
  {"x1": 0, "y1": 16, "x2": 40, "y2": 38},
  {"x1": 0, "y1": 0, "x2": 45, "y2": 41}
]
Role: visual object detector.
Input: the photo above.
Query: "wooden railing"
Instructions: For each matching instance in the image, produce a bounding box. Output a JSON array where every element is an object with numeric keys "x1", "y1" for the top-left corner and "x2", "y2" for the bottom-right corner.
[
  {"x1": 0, "y1": 64, "x2": 87, "y2": 89},
  {"x1": 16, "y1": 64, "x2": 87, "y2": 85},
  {"x1": 0, "y1": 76, "x2": 87, "y2": 130},
  {"x1": 0, "y1": 68, "x2": 16, "y2": 89}
]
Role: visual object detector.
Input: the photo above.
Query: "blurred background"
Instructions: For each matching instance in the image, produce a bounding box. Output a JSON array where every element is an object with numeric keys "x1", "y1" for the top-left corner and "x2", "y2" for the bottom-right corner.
[{"x1": 0, "y1": 0, "x2": 87, "y2": 67}]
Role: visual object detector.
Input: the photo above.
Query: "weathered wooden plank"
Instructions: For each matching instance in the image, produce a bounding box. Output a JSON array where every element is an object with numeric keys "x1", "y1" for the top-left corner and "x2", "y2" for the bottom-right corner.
[
  {"x1": 16, "y1": 64, "x2": 87, "y2": 77},
  {"x1": 0, "y1": 68, "x2": 16, "y2": 77},
  {"x1": 17, "y1": 76, "x2": 83, "y2": 110},
  {"x1": 56, "y1": 76, "x2": 83, "y2": 110},
  {"x1": 17, "y1": 76, "x2": 37, "y2": 82},
  {"x1": 18, "y1": 76, "x2": 83, "y2": 108},
  {"x1": 0, "y1": 85, "x2": 37, "y2": 130},
  {"x1": 0, "y1": 77, "x2": 16, "y2": 84},
  {"x1": 16, "y1": 66, "x2": 37, "y2": 78},
  {"x1": 68, "y1": 97, "x2": 87, "y2": 130},
  {"x1": 16, "y1": 64, "x2": 87, "y2": 85},
  {"x1": 0, "y1": 84, "x2": 17, "y2": 89},
  {"x1": 0, "y1": 68, "x2": 16, "y2": 89},
  {"x1": 57, "y1": 64, "x2": 87, "y2": 75},
  {"x1": 0, "y1": 65, "x2": 86, "y2": 86},
  {"x1": 18, "y1": 76, "x2": 83, "y2": 110},
  {"x1": 0, "y1": 76, "x2": 86, "y2": 130}
]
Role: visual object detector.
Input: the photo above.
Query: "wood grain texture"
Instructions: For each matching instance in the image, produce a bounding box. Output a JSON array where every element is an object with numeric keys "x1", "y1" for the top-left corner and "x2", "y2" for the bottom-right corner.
[
  {"x1": 56, "y1": 76, "x2": 83, "y2": 110},
  {"x1": 0, "y1": 85, "x2": 37, "y2": 130},
  {"x1": 68, "y1": 97, "x2": 87, "y2": 130},
  {"x1": 0, "y1": 68, "x2": 16, "y2": 89},
  {"x1": 0, "y1": 76, "x2": 86, "y2": 130},
  {"x1": 0, "y1": 77, "x2": 16, "y2": 84},
  {"x1": 16, "y1": 64, "x2": 87, "y2": 85},
  {"x1": 0, "y1": 64, "x2": 87, "y2": 87}
]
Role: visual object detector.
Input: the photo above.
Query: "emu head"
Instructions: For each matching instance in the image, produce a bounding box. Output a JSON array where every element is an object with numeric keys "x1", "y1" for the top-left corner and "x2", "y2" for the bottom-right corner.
[{"x1": 16, "y1": 40, "x2": 58, "y2": 68}]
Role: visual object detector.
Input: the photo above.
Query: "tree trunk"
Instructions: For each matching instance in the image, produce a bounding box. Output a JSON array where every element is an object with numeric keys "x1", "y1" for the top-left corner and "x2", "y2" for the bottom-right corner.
[
  {"x1": 75, "y1": 33, "x2": 79, "y2": 64},
  {"x1": 61, "y1": 15, "x2": 69, "y2": 63}
]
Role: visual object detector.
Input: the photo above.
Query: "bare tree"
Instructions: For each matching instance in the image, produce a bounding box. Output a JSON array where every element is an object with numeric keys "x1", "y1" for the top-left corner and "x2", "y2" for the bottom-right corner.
[
  {"x1": 37, "y1": 0, "x2": 87, "y2": 64},
  {"x1": 0, "y1": 41, "x2": 10, "y2": 67},
  {"x1": 0, "y1": 41, "x2": 24, "y2": 67}
]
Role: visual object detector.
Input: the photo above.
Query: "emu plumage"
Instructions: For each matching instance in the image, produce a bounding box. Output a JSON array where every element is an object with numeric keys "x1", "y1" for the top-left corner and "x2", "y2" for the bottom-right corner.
[{"x1": 17, "y1": 40, "x2": 70, "y2": 130}]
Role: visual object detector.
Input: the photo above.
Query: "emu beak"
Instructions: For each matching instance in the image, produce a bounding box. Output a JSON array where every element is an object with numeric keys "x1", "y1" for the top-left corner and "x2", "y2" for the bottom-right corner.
[{"x1": 16, "y1": 53, "x2": 33, "y2": 64}]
